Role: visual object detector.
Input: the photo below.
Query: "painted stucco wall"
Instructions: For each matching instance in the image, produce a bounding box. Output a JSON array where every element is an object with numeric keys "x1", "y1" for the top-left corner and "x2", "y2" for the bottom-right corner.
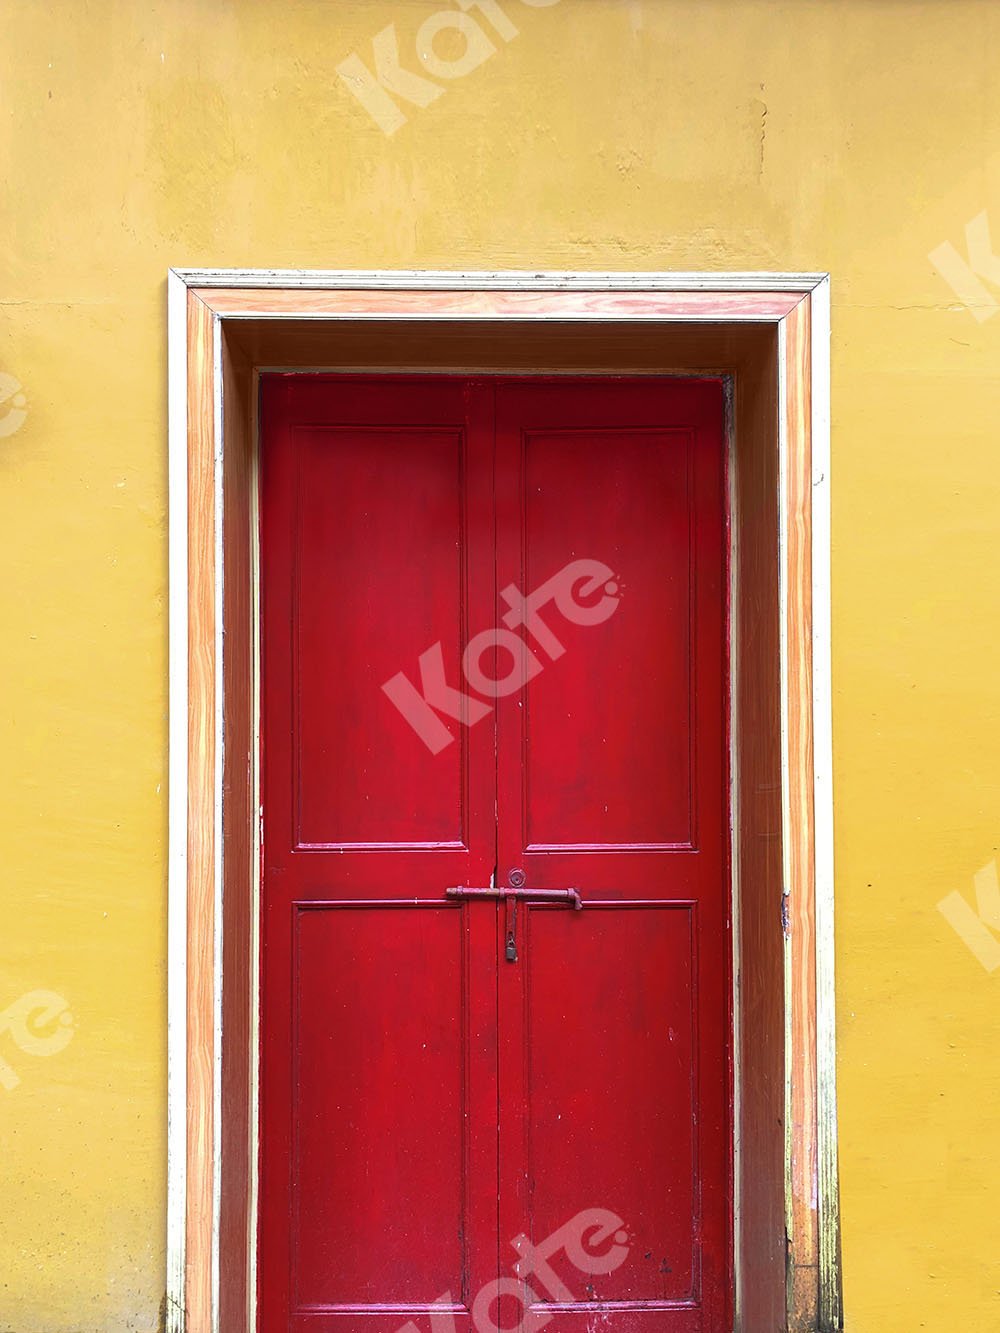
[{"x1": 2, "y1": 2, "x2": 999, "y2": 1329}]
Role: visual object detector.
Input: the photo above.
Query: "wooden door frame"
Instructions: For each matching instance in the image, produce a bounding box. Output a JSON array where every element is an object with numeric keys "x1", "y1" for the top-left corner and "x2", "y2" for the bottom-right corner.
[{"x1": 166, "y1": 270, "x2": 838, "y2": 1333}]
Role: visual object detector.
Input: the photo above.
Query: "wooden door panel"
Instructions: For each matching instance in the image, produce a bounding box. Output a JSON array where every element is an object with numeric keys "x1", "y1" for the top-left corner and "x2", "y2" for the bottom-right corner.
[
  {"x1": 260, "y1": 377, "x2": 499, "y2": 1333},
  {"x1": 261, "y1": 375, "x2": 497, "y2": 895},
  {"x1": 293, "y1": 904, "x2": 469, "y2": 1307},
  {"x1": 494, "y1": 380, "x2": 731, "y2": 1333},
  {"x1": 521, "y1": 903, "x2": 698, "y2": 1304},
  {"x1": 260, "y1": 375, "x2": 732, "y2": 1333},
  {"x1": 294, "y1": 426, "x2": 469, "y2": 849},
  {"x1": 519, "y1": 427, "x2": 694, "y2": 851}
]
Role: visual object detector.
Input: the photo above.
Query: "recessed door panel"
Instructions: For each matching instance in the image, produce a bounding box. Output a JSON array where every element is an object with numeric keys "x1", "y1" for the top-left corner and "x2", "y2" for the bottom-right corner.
[
  {"x1": 294, "y1": 426, "x2": 469, "y2": 849},
  {"x1": 521, "y1": 904, "x2": 697, "y2": 1305},
  {"x1": 293, "y1": 904, "x2": 468, "y2": 1307},
  {"x1": 520, "y1": 426, "x2": 694, "y2": 850}
]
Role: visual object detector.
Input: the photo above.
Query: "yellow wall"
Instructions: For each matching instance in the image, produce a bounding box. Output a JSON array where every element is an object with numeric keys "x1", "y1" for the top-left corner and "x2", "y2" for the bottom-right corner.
[{"x1": 2, "y1": 2, "x2": 999, "y2": 1329}]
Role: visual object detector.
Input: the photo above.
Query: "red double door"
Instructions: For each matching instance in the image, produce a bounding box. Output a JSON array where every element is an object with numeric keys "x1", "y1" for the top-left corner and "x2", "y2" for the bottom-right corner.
[{"x1": 259, "y1": 376, "x2": 732, "y2": 1333}]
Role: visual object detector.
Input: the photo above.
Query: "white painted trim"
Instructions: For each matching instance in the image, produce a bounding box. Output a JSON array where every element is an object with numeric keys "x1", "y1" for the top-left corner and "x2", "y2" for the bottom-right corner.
[
  {"x1": 171, "y1": 268, "x2": 827, "y2": 293},
  {"x1": 203, "y1": 310, "x2": 792, "y2": 325},
  {"x1": 166, "y1": 269, "x2": 189, "y2": 1333},
  {"x1": 211, "y1": 314, "x2": 225, "y2": 1333},
  {"x1": 809, "y1": 277, "x2": 841, "y2": 1329},
  {"x1": 776, "y1": 316, "x2": 796, "y2": 1269}
]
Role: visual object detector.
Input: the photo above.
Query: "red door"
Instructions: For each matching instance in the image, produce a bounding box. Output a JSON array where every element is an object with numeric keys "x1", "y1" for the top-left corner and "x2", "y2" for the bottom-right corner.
[{"x1": 259, "y1": 376, "x2": 731, "y2": 1333}]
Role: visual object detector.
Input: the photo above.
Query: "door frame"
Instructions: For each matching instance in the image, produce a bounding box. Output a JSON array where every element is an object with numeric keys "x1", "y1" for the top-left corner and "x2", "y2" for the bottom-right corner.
[{"x1": 166, "y1": 270, "x2": 838, "y2": 1333}]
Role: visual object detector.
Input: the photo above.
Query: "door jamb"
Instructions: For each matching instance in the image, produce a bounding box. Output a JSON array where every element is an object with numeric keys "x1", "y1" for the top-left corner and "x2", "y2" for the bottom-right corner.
[{"x1": 166, "y1": 270, "x2": 837, "y2": 1333}]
